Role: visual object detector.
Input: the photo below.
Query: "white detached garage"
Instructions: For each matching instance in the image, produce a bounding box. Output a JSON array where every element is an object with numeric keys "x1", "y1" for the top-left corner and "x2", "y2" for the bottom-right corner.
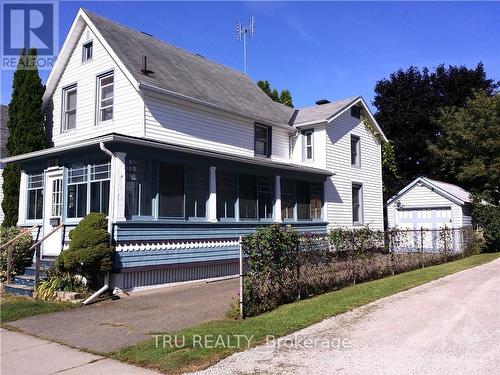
[{"x1": 387, "y1": 177, "x2": 473, "y2": 230}]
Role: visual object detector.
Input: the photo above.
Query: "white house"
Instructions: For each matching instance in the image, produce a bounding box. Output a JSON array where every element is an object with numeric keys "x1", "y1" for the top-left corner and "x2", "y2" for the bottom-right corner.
[
  {"x1": 386, "y1": 176, "x2": 473, "y2": 230},
  {"x1": 2, "y1": 9, "x2": 387, "y2": 291}
]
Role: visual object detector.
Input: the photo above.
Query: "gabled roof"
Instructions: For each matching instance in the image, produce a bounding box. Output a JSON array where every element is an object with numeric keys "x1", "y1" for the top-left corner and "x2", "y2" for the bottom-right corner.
[
  {"x1": 84, "y1": 10, "x2": 294, "y2": 125},
  {"x1": 293, "y1": 96, "x2": 388, "y2": 142},
  {"x1": 386, "y1": 176, "x2": 472, "y2": 207}
]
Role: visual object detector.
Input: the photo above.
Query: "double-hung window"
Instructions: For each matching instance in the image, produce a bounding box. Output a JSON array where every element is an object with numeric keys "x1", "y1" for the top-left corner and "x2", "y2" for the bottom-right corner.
[
  {"x1": 97, "y1": 72, "x2": 114, "y2": 122},
  {"x1": 63, "y1": 85, "x2": 77, "y2": 131},
  {"x1": 90, "y1": 163, "x2": 111, "y2": 215},
  {"x1": 82, "y1": 41, "x2": 93, "y2": 62},
  {"x1": 125, "y1": 159, "x2": 153, "y2": 217},
  {"x1": 351, "y1": 135, "x2": 360, "y2": 166},
  {"x1": 254, "y1": 124, "x2": 271, "y2": 157},
  {"x1": 67, "y1": 164, "x2": 88, "y2": 218},
  {"x1": 27, "y1": 173, "x2": 43, "y2": 220},
  {"x1": 303, "y1": 130, "x2": 314, "y2": 161},
  {"x1": 216, "y1": 171, "x2": 237, "y2": 220},
  {"x1": 352, "y1": 183, "x2": 363, "y2": 225}
]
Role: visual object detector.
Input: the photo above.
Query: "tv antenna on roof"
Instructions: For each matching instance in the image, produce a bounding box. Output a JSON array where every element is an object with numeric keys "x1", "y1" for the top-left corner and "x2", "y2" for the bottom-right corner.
[{"x1": 236, "y1": 16, "x2": 254, "y2": 74}]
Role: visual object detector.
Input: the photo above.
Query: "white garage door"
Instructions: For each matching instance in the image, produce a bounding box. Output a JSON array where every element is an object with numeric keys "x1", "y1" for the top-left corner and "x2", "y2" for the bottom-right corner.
[{"x1": 396, "y1": 207, "x2": 452, "y2": 230}]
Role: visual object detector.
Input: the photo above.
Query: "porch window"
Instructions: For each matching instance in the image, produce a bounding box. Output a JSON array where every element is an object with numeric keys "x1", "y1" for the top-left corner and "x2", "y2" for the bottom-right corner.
[
  {"x1": 281, "y1": 178, "x2": 295, "y2": 220},
  {"x1": 185, "y1": 167, "x2": 208, "y2": 219},
  {"x1": 27, "y1": 173, "x2": 43, "y2": 220},
  {"x1": 158, "y1": 162, "x2": 184, "y2": 218},
  {"x1": 67, "y1": 164, "x2": 88, "y2": 218},
  {"x1": 63, "y1": 85, "x2": 77, "y2": 131},
  {"x1": 90, "y1": 163, "x2": 111, "y2": 215},
  {"x1": 216, "y1": 171, "x2": 236, "y2": 220},
  {"x1": 310, "y1": 182, "x2": 323, "y2": 220},
  {"x1": 97, "y1": 72, "x2": 114, "y2": 122},
  {"x1": 257, "y1": 176, "x2": 274, "y2": 220},
  {"x1": 126, "y1": 159, "x2": 153, "y2": 217},
  {"x1": 239, "y1": 174, "x2": 257, "y2": 219},
  {"x1": 297, "y1": 181, "x2": 311, "y2": 220},
  {"x1": 352, "y1": 183, "x2": 363, "y2": 225}
]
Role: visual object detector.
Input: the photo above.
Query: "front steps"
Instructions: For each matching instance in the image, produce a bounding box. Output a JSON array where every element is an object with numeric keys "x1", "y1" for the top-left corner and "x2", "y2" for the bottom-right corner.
[{"x1": 4, "y1": 258, "x2": 55, "y2": 297}]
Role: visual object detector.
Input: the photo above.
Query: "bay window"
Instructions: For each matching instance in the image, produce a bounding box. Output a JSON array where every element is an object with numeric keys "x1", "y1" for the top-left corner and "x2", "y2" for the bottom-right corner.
[
  {"x1": 67, "y1": 164, "x2": 88, "y2": 218},
  {"x1": 27, "y1": 173, "x2": 43, "y2": 220}
]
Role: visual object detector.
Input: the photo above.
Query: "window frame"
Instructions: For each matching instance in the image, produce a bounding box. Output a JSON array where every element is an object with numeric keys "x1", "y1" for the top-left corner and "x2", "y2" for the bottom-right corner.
[
  {"x1": 81, "y1": 40, "x2": 93, "y2": 63},
  {"x1": 26, "y1": 172, "x2": 44, "y2": 221},
  {"x1": 303, "y1": 129, "x2": 314, "y2": 162},
  {"x1": 352, "y1": 183, "x2": 363, "y2": 225},
  {"x1": 62, "y1": 84, "x2": 77, "y2": 132},
  {"x1": 96, "y1": 71, "x2": 114, "y2": 124},
  {"x1": 254, "y1": 124, "x2": 272, "y2": 158},
  {"x1": 66, "y1": 163, "x2": 89, "y2": 219},
  {"x1": 351, "y1": 134, "x2": 361, "y2": 167}
]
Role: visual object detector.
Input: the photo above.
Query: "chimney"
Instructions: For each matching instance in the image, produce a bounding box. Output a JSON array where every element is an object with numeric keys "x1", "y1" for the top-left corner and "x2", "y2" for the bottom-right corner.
[
  {"x1": 315, "y1": 99, "x2": 331, "y2": 105},
  {"x1": 141, "y1": 55, "x2": 149, "y2": 74}
]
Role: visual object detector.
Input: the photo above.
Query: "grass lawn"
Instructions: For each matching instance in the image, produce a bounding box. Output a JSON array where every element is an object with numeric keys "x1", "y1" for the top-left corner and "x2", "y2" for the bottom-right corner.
[
  {"x1": 113, "y1": 253, "x2": 500, "y2": 374},
  {"x1": 0, "y1": 293, "x2": 76, "y2": 323}
]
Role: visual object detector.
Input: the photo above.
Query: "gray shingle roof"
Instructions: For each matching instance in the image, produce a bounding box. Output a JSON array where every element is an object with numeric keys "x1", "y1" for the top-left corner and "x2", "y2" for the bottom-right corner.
[
  {"x1": 84, "y1": 10, "x2": 294, "y2": 124},
  {"x1": 0, "y1": 105, "x2": 8, "y2": 160},
  {"x1": 293, "y1": 96, "x2": 359, "y2": 125},
  {"x1": 423, "y1": 177, "x2": 472, "y2": 203}
]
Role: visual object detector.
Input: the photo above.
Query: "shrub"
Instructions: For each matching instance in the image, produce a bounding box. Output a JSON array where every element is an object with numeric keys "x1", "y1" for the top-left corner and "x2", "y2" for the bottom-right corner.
[
  {"x1": 34, "y1": 269, "x2": 88, "y2": 300},
  {"x1": 224, "y1": 296, "x2": 241, "y2": 320},
  {"x1": 0, "y1": 227, "x2": 33, "y2": 282},
  {"x1": 56, "y1": 213, "x2": 114, "y2": 289},
  {"x1": 472, "y1": 203, "x2": 500, "y2": 251}
]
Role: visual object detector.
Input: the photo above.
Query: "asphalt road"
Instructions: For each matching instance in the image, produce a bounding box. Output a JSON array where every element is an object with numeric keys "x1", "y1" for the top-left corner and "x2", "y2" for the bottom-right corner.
[
  {"x1": 8, "y1": 277, "x2": 238, "y2": 353},
  {"x1": 194, "y1": 257, "x2": 500, "y2": 375}
]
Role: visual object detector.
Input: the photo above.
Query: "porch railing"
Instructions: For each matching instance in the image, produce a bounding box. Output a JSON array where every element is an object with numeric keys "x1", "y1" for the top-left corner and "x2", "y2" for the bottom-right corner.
[
  {"x1": 1, "y1": 225, "x2": 40, "y2": 284},
  {"x1": 28, "y1": 224, "x2": 65, "y2": 289}
]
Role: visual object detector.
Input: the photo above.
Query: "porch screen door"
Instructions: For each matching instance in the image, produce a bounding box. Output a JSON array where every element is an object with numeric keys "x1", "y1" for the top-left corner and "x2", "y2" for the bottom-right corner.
[{"x1": 42, "y1": 170, "x2": 64, "y2": 256}]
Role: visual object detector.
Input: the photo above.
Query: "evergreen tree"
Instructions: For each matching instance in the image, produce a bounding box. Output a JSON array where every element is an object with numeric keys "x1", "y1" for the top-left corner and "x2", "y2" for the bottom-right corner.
[
  {"x1": 257, "y1": 80, "x2": 294, "y2": 108},
  {"x1": 2, "y1": 49, "x2": 46, "y2": 227}
]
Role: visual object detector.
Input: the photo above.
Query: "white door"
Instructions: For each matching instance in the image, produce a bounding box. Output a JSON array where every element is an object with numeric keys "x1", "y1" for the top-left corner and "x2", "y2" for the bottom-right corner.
[{"x1": 42, "y1": 169, "x2": 64, "y2": 256}]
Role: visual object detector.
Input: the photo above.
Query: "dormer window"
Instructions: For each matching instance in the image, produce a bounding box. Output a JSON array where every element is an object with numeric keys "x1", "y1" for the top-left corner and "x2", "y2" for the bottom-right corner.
[
  {"x1": 97, "y1": 72, "x2": 114, "y2": 122},
  {"x1": 82, "y1": 41, "x2": 93, "y2": 62},
  {"x1": 351, "y1": 106, "x2": 361, "y2": 119}
]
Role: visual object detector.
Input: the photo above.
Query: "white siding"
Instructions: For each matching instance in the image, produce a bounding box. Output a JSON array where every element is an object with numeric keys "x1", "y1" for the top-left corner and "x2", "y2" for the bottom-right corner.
[
  {"x1": 49, "y1": 26, "x2": 142, "y2": 146},
  {"x1": 387, "y1": 184, "x2": 463, "y2": 228},
  {"x1": 144, "y1": 94, "x2": 292, "y2": 162},
  {"x1": 325, "y1": 111, "x2": 384, "y2": 230},
  {"x1": 291, "y1": 126, "x2": 327, "y2": 169}
]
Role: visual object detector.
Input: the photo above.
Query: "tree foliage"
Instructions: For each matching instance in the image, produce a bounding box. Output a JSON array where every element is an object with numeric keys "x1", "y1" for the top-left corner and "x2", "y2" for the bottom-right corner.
[
  {"x1": 257, "y1": 80, "x2": 294, "y2": 107},
  {"x1": 2, "y1": 49, "x2": 46, "y2": 226},
  {"x1": 429, "y1": 92, "x2": 499, "y2": 203},
  {"x1": 373, "y1": 63, "x2": 498, "y2": 198}
]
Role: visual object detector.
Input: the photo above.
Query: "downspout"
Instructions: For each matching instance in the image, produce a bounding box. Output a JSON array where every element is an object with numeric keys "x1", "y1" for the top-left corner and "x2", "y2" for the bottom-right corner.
[{"x1": 83, "y1": 142, "x2": 114, "y2": 305}]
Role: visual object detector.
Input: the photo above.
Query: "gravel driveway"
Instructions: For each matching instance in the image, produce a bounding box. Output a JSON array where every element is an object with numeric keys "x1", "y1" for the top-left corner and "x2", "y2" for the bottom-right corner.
[
  {"x1": 8, "y1": 278, "x2": 238, "y2": 353},
  {"x1": 194, "y1": 257, "x2": 500, "y2": 375}
]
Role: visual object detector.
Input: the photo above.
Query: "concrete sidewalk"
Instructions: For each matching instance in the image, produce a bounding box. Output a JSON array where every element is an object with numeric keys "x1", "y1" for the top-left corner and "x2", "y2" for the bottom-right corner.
[{"x1": 0, "y1": 328, "x2": 159, "y2": 375}]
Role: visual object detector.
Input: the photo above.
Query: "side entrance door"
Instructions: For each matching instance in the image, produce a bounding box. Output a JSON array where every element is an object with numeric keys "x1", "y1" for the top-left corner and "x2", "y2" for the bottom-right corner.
[{"x1": 42, "y1": 169, "x2": 64, "y2": 257}]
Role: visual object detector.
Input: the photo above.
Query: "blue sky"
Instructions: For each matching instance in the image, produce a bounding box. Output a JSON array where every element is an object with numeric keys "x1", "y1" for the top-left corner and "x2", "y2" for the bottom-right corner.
[{"x1": 1, "y1": 1, "x2": 499, "y2": 110}]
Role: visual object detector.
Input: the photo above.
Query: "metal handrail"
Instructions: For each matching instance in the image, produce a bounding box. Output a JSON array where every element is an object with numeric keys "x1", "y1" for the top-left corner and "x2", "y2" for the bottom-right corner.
[
  {"x1": 29, "y1": 223, "x2": 64, "y2": 251},
  {"x1": 0, "y1": 224, "x2": 40, "y2": 251}
]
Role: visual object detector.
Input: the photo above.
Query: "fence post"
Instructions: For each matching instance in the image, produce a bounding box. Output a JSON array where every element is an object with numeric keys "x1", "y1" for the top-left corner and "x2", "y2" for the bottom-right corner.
[
  {"x1": 238, "y1": 236, "x2": 244, "y2": 319},
  {"x1": 420, "y1": 228, "x2": 424, "y2": 269},
  {"x1": 34, "y1": 244, "x2": 41, "y2": 290},
  {"x1": 351, "y1": 231, "x2": 356, "y2": 285},
  {"x1": 6, "y1": 244, "x2": 13, "y2": 284}
]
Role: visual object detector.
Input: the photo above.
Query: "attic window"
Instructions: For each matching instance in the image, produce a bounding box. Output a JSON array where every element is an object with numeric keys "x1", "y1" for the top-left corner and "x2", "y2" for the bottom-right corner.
[
  {"x1": 82, "y1": 41, "x2": 93, "y2": 62},
  {"x1": 351, "y1": 106, "x2": 361, "y2": 119}
]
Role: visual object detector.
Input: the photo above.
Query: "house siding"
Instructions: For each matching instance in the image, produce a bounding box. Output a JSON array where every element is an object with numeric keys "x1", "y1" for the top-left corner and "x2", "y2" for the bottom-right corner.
[
  {"x1": 387, "y1": 184, "x2": 463, "y2": 228},
  {"x1": 325, "y1": 111, "x2": 384, "y2": 230},
  {"x1": 49, "y1": 26, "x2": 142, "y2": 146},
  {"x1": 291, "y1": 126, "x2": 327, "y2": 169},
  {"x1": 144, "y1": 94, "x2": 291, "y2": 162}
]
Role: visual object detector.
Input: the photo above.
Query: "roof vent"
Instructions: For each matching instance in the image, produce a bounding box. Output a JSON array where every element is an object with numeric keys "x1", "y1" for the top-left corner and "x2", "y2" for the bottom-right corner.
[
  {"x1": 315, "y1": 99, "x2": 330, "y2": 105},
  {"x1": 141, "y1": 55, "x2": 153, "y2": 75},
  {"x1": 141, "y1": 31, "x2": 153, "y2": 37}
]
